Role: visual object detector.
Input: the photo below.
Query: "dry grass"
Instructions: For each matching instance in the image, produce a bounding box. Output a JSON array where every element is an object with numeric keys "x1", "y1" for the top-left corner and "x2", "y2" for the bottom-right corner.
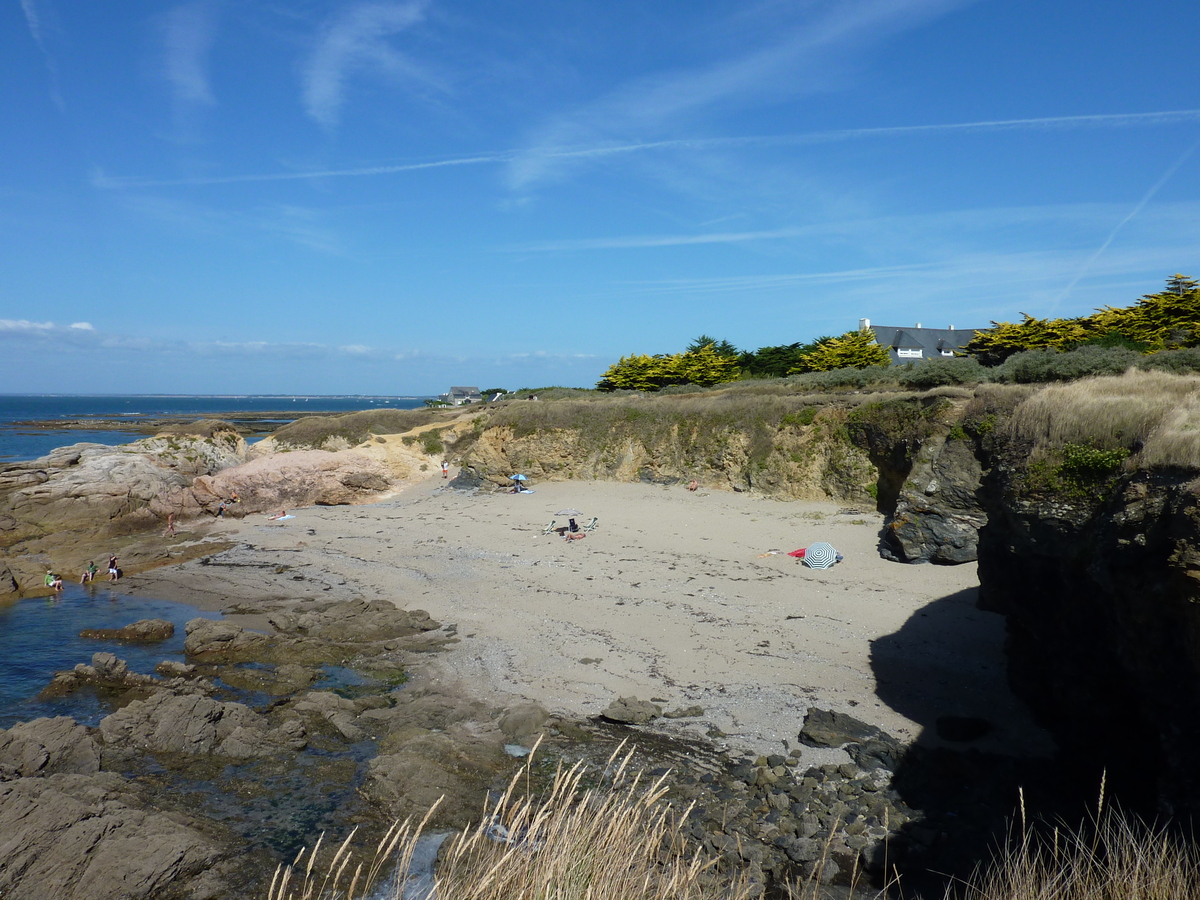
[
  {"x1": 948, "y1": 804, "x2": 1200, "y2": 900},
  {"x1": 1006, "y1": 370, "x2": 1200, "y2": 468},
  {"x1": 265, "y1": 744, "x2": 757, "y2": 900}
]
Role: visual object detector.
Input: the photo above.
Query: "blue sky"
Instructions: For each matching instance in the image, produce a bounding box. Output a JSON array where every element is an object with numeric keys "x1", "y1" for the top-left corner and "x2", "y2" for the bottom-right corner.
[{"x1": 3, "y1": 0, "x2": 1198, "y2": 395}]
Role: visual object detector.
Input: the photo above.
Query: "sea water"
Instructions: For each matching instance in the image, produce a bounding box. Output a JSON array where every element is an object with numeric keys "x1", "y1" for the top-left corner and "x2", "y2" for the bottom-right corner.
[
  {"x1": 0, "y1": 585, "x2": 222, "y2": 729},
  {"x1": 0, "y1": 394, "x2": 428, "y2": 463}
]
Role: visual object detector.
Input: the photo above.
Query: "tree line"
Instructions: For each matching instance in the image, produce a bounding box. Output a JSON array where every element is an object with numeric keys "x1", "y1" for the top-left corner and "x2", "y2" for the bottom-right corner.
[{"x1": 596, "y1": 275, "x2": 1200, "y2": 391}]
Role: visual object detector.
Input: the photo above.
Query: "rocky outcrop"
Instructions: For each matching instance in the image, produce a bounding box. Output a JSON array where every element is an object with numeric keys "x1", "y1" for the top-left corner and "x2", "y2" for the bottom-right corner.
[
  {"x1": 0, "y1": 772, "x2": 237, "y2": 900},
  {"x1": 0, "y1": 433, "x2": 248, "y2": 598},
  {"x1": 0, "y1": 717, "x2": 100, "y2": 778},
  {"x1": 99, "y1": 692, "x2": 306, "y2": 758},
  {"x1": 976, "y1": 469, "x2": 1200, "y2": 815},
  {"x1": 0, "y1": 435, "x2": 245, "y2": 543},
  {"x1": 266, "y1": 598, "x2": 438, "y2": 642},
  {"x1": 80, "y1": 618, "x2": 175, "y2": 642},
  {"x1": 41, "y1": 652, "x2": 160, "y2": 698},
  {"x1": 192, "y1": 450, "x2": 392, "y2": 517},
  {"x1": 846, "y1": 395, "x2": 987, "y2": 564}
]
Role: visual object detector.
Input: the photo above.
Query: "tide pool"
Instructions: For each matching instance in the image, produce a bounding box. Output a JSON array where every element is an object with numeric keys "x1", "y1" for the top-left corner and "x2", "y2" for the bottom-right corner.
[{"x1": 0, "y1": 585, "x2": 222, "y2": 729}]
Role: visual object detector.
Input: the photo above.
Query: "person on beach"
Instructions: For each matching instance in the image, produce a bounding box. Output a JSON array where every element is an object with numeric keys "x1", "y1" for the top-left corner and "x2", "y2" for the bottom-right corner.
[
  {"x1": 687, "y1": 480, "x2": 698, "y2": 492},
  {"x1": 45, "y1": 571, "x2": 63, "y2": 591},
  {"x1": 441, "y1": 460, "x2": 449, "y2": 478},
  {"x1": 268, "y1": 509, "x2": 288, "y2": 520},
  {"x1": 165, "y1": 512, "x2": 176, "y2": 537},
  {"x1": 81, "y1": 561, "x2": 98, "y2": 584},
  {"x1": 217, "y1": 501, "x2": 227, "y2": 518},
  {"x1": 108, "y1": 554, "x2": 119, "y2": 581}
]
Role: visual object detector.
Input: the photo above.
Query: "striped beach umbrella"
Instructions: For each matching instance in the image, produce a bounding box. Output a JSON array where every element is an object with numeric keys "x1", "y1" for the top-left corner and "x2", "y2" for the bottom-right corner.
[{"x1": 803, "y1": 542, "x2": 839, "y2": 569}]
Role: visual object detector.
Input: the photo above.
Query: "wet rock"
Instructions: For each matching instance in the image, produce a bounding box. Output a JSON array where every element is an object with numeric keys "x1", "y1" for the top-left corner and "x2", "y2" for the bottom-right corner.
[
  {"x1": 154, "y1": 660, "x2": 196, "y2": 678},
  {"x1": 80, "y1": 618, "x2": 175, "y2": 642},
  {"x1": 0, "y1": 717, "x2": 100, "y2": 777},
  {"x1": 0, "y1": 772, "x2": 237, "y2": 900},
  {"x1": 40, "y1": 653, "x2": 159, "y2": 698},
  {"x1": 600, "y1": 696, "x2": 663, "y2": 725},
  {"x1": 798, "y1": 709, "x2": 884, "y2": 748}
]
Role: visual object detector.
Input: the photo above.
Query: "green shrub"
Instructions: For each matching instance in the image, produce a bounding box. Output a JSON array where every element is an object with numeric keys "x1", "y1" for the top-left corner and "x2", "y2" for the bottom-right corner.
[
  {"x1": 993, "y1": 346, "x2": 1141, "y2": 384},
  {"x1": 1058, "y1": 443, "x2": 1130, "y2": 482},
  {"x1": 897, "y1": 357, "x2": 988, "y2": 389},
  {"x1": 781, "y1": 407, "x2": 818, "y2": 427}
]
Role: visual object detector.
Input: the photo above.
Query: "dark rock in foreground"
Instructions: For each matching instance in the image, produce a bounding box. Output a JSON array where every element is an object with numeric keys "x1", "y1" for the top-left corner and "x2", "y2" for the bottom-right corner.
[{"x1": 0, "y1": 772, "x2": 237, "y2": 900}]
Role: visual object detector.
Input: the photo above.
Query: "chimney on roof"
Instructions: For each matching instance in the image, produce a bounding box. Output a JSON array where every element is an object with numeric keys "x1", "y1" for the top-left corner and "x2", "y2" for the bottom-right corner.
[
  {"x1": 948, "y1": 325, "x2": 954, "y2": 330},
  {"x1": 859, "y1": 318, "x2": 871, "y2": 332},
  {"x1": 915, "y1": 323, "x2": 922, "y2": 329}
]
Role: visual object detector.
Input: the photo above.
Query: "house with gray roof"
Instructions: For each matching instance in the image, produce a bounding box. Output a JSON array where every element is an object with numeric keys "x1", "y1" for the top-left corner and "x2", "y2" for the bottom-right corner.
[
  {"x1": 438, "y1": 386, "x2": 482, "y2": 406},
  {"x1": 861, "y1": 319, "x2": 980, "y2": 365}
]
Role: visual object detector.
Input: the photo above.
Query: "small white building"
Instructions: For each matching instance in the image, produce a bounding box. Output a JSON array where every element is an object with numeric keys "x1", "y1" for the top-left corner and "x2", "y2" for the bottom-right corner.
[{"x1": 438, "y1": 386, "x2": 483, "y2": 406}]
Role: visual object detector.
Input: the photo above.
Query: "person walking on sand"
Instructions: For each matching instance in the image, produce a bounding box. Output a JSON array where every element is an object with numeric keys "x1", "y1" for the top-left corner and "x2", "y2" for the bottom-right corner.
[
  {"x1": 108, "y1": 554, "x2": 119, "y2": 581},
  {"x1": 441, "y1": 460, "x2": 449, "y2": 479},
  {"x1": 165, "y1": 512, "x2": 176, "y2": 537}
]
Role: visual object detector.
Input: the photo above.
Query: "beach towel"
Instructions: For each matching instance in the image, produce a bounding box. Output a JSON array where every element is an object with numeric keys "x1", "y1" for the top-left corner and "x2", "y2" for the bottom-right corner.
[{"x1": 787, "y1": 548, "x2": 806, "y2": 558}]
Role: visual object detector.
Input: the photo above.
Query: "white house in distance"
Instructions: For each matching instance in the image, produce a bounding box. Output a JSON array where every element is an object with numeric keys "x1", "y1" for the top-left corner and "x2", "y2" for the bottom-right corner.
[
  {"x1": 438, "y1": 386, "x2": 483, "y2": 405},
  {"x1": 860, "y1": 319, "x2": 980, "y2": 365}
]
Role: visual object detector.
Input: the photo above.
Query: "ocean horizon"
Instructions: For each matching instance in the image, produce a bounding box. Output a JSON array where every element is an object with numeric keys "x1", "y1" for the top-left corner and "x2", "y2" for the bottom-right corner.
[{"x1": 0, "y1": 393, "x2": 430, "y2": 462}]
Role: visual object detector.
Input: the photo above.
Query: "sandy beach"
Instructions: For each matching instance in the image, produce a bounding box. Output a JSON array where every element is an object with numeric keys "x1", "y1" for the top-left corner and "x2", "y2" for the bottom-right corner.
[{"x1": 125, "y1": 473, "x2": 1054, "y2": 762}]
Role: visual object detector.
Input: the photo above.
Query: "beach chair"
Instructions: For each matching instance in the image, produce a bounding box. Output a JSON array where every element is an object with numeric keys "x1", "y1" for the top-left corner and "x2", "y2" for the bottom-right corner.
[
  {"x1": 582, "y1": 517, "x2": 598, "y2": 532},
  {"x1": 541, "y1": 520, "x2": 556, "y2": 535}
]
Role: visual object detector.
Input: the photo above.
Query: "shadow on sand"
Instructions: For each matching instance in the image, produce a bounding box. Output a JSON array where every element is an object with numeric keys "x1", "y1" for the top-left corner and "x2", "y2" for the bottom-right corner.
[{"x1": 866, "y1": 587, "x2": 1111, "y2": 898}]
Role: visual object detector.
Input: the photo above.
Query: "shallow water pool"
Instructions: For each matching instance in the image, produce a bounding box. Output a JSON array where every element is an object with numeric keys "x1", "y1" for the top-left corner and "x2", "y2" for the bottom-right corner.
[{"x1": 0, "y1": 584, "x2": 222, "y2": 729}]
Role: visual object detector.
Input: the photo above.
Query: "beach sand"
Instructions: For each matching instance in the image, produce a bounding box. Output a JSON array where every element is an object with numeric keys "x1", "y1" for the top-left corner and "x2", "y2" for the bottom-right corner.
[{"x1": 125, "y1": 474, "x2": 1054, "y2": 762}]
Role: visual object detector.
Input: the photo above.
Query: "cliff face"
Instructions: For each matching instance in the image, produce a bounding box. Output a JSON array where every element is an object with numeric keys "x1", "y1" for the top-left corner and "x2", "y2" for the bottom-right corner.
[
  {"x1": 460, "y1": 408, "x2": 878, "y2": 503},
  {"x1": 976, "y1": 469, "x2": 1200, "y2": 814}
]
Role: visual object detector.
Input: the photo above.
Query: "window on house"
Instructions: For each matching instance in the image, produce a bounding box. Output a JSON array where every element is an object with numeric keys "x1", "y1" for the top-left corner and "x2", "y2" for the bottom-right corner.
[{"x1": 897, "y1": 348, "x2": 923, "y2": 359}]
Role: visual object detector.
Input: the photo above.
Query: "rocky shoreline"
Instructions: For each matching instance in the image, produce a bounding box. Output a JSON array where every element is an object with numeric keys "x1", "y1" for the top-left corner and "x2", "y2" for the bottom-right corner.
[{"x1": 0, "y1": 403, "x2": 1101, "y2": 898}]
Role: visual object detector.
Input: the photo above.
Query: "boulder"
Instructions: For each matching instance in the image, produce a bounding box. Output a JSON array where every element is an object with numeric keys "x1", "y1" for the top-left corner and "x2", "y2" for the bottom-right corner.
[
  {"x1": 192, "y1": 449, "x2": 393, "y2": 517},
  {"x1": 364, "y1": 731, "x2": 506, "y2": 828},
  {"x1": 0, "y1": 772, "x2": 237, "y2": 900},
  {"x1": 183, "y1": 618, "x2": 272, "y2": 660},
  {"x1": 79, "y1": 618, "x2": 175, "y2": 642},
  {"x1": 498, "y1": 703, "x2": 549, "y2": 744},
  {"x1": 798, "y1": 708, "x2": 884, "y2": 748},
  {"x1": 40, "y1": 653, "x2": 159, "y2": 698},
  {"x1": 267, "y1": 598, "x2": 438, "y2": 642},
  {"x1": 600, "y1": 696, "x2": 662, "y2": 725},
  {"x1": 98, "y1": 692, "x2": 304, "y2": 758},
  {"x1": 0, "y1": 717, "x2": 100, "y2": 777}
]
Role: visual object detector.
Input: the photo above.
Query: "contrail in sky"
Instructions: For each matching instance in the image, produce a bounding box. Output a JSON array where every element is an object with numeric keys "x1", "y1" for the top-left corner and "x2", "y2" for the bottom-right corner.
[
  {"x1": 1051, "y1": 135, "x2": 1200, "y2": 310},
  {"x1": 92, "y1": 109, "x2": 1200, "y2": 189}
]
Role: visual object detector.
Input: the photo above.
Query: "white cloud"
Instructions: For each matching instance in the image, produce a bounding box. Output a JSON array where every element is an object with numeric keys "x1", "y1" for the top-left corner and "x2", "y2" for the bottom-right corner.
[
  {"x1": 69, "y1": 321, "x2": 94, "y2": 330},
  {"x1": 302, "y1": 1, "x2": 437, "y2": 129},
  {"x1": 162, "y1": 3, "x2": 219, "y2": 108},
  {"x1": 0, "y1": 319, "x2": 55, "y2": 332}
]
